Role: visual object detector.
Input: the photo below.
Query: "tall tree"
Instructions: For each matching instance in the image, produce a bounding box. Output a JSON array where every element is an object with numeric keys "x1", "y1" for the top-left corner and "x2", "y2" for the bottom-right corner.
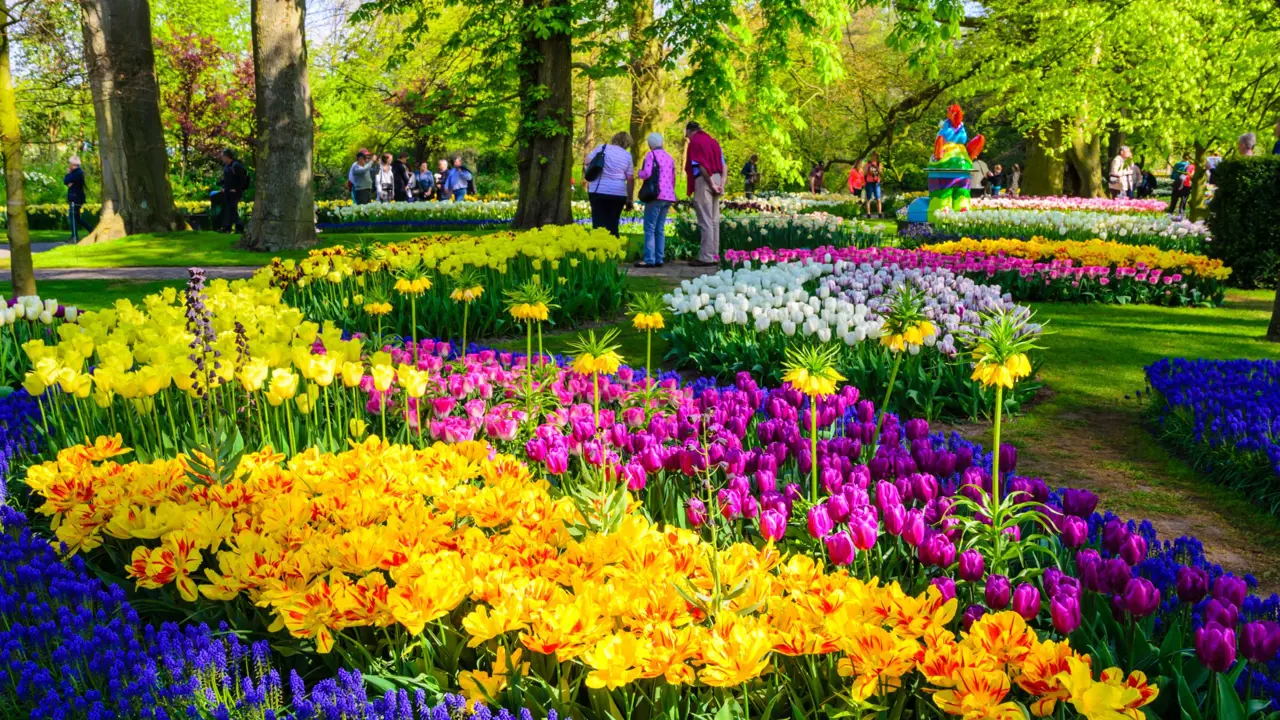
[
  {"x1": 78, "y1": 0, "x2": 184, "y2": 243},
  {"x1": 626, "y1": 0, "x2": 661, "y2": 161},
  {"x1": 1, "y1": 0, "x2": 33, "y2": 295},
  {"x1": 511, "y1": 0, "x2": 573, "y2": 228},
  {"x1": 241, "y1": 0, "x2": 315, "y2": 251}
]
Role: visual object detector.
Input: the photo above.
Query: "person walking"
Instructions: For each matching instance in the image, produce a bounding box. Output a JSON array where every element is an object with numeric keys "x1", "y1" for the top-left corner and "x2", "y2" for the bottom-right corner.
[
  {"x1": 1127, "y1": 162, "x2": 1143, "y2": 198},
  {"x1": 348, "y1": 150, "x2": 375, "y2": 205},
  {"x1": 413, "y1": 161, "x2": 435, "y2": 201},
  {"x1": 846, "y1": 160, "x2": 865, "y2": 199},
  {"x1": 434, "y1": 159, "x2": 449, "y2": 200},
  {"x1": 808, "y1": 162, "x2": 825, "y2": 193},
  {"x1": 986, "y1": 163, "x2": 1005, "y2": 197},
  {"x1": 1107, "y1": 146, "x2": 1132, "y2": 199},
  {"x1": 217, "y1": 148, "x2": 249, "y2": 233},
  {"x1": 863, "y1": 152, "x2": 883, "y2": 217},
  {"x1": 684, "y1": 121, "x2": 725, "y2": 266},
  {"x1": 445, "y1": 157, "x2": 474, "y2": 201},
  {"x1": 969, "y1": 156, "x2": 990, "y2": 198},
  {"x1": 392, "y1": 152, "x2": 412, "y2": 202},
  {"x1": 741, "y1": 154, "x2": 760, "y2": 198},
  {"x1": 584, "y1": 131, "x2": 635, "y2": 237},
  {"x1": 1007, "y1": 163, "x2": 1022, "y2": 196},
  {"x1": 635, "y1": 131, "x2": 676, "y2": 268},
  {"x1": 63, "y1": 156, "x2": 86, "y2": 242},
  {"x1": 1237, "y1": 132, "x2": 1257, "y2": 157},
  {"x1": 1169, "y1": 154, "x2": 1195, "y2": 216}
]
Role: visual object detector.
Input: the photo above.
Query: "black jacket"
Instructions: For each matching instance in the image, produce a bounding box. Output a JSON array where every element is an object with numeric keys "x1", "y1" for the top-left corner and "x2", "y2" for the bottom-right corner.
[
  {"x1": 64, "y1": 167, "x2": 86, "y2": 205},
  {"x1": 221, "y1": 160, "x2": 249, "y2": 195},
  {"x1": 391, "y1": 160, "x2": 411, "y2": 195}
]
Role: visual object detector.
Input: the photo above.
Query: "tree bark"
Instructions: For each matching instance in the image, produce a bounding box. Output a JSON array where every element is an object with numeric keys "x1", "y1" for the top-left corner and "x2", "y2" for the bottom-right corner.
[
  {"x1": 512, "y1": 0, "x2": 573, "y2": 229},
  {"x1": 1187, "y1": 141, "x2": 1210, "y2": 222},
  {"x1": 580, "y1": 68, "x2": 597, "y2": 161},
  {"x1": 1021, "y1": 122, "x2": 1064, "y2": 197},
  {"x1": 627, "y1": 0, "x2": 662, "y2": 162},
  {"x1": 1, "y1": 0, "x2": 33, "y2": 296},
  {"x1": 78, "y1": 0, "x2": 184, "y2": 244},
  {"x1": 1064, "y1": 123, "x2": 1104, "y2": 198},
  {"x1": 241, "y1": 0, "x2": 316, "y2": 251},
  {"x1": 1268, "y1": 286, "x2": 1280, "y2": 342}
]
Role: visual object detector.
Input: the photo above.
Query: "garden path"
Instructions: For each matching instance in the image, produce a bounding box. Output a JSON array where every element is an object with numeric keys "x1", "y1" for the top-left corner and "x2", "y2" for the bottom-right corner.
[{"x1": 32, "y1": 266, "x2": 255, "y2": 281}]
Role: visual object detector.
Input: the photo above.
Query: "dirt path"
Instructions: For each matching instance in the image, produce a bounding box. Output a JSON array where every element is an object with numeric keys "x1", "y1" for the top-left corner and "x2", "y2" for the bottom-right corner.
[{"x1": 951, "y1": 403, "x2": 1280, "y2": 595}]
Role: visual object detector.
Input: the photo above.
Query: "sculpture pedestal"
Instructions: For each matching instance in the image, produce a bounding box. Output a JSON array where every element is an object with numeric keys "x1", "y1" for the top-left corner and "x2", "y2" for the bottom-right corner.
[
  {"x1": 905, "y1": 197, "x2": 930, "y2": 223},
  {"x1": 926, "y1": 169, "x2": 972, "y2": 220}
]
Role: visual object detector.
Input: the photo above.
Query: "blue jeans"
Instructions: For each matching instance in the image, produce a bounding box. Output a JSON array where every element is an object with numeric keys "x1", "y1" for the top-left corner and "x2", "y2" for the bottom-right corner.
[
  {"x1": 452, "y1": 188, "x2": 467, "y2": 201},
  {"x1": 642, "y1": 200, "x2": 671, "y2": 265}
]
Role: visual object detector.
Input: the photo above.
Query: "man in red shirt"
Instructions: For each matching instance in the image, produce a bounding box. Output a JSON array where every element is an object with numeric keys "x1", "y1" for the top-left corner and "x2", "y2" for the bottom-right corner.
[{"x1": 684, "y1": 121, "x2": 724, "y2": 266}]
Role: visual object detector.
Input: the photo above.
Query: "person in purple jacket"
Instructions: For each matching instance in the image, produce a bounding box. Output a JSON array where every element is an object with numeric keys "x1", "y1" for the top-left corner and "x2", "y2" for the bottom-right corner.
[{"x1": 635, "y1": 132, "x2": 677, "y2": 268}]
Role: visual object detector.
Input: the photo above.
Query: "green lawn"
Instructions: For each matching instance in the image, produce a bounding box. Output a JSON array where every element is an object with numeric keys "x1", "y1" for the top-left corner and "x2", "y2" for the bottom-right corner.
[{"x1": 0, "y1": 279, "x2": 184, "y2": 310}]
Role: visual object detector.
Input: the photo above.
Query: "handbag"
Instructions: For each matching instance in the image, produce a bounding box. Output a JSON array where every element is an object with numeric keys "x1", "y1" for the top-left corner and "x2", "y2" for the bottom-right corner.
[
  {"x1": 584, "y1": 145, "x2": 607, "y2": 182},
  {"x1": 637, "y1": 152, "x2": 660, "y2": 202}
]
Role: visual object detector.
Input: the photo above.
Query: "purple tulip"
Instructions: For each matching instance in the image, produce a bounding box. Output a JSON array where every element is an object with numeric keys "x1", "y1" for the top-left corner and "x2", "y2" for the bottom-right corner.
[
  {"x1": 1239, "y1": 621, "x2": 1280, "y2": 664},
  {"x1": 1059, "y1": 516, "x2": 1089, "y2": 548},
  {"x1": 1176, "y1": 566, "x2": 1209, "y2": 604},
  {"x1": 957, "y1": 549, "x2": 985, "y2": 582},
  {"x1": 1060, "y1": 488, "x2": 1098, "y2": 518},
  {"x1": 919, "y1": 532, "x2": 955, "y2": 568},
  {"x1": 905, "y1": 418, "x2": 930, "y2": 440},
  {"x1": 825, "y1": 531, "x2": 856, "y2": 566},
  {"x1": 902, "y1": 509, "x2": 926, "y2": 547},
  {"x1": 807, "y1": 505, "x2": 834, "y2": 539},
  {"x1": 1204, "y1": 598, "x2": 1240, "y2": 628},
  {"x1": 931, "y1": 577, "x2": 956, "y2": 602},
  {"x1": 1102, "y1": 519, "x2": 1128, "y2": 555},
  {"x1": 998, "y1": 444, "x2": 1017, "y2": 475},
  {"x1": 849, "y1": 516, "x2": 878, "y2": 551},
  {"x1": 985, "y1": 574, "x2": 1012, "y2": 611},
  {"x1": 882, "y1": 503, "x2": 906, "y2": 536},
  {"x1": 1076, "y1": 549, "x2": 1104, "y2": 592},
  {"x1": 1043, "y1": 567, "x2": 1078, "y2": 600},
  {"x1": 525, "y1": 437, "x2": 549, "y2": 462},
  {"x1": 621, "y1": 463, "x2": 647, "y2": 491},
  {"x1": 758, "y1": 509, "x2": 787, "y2": 542},
  {"x1": 685, "y1": 497, "x2": 707, "y2": 527},
  {"x1": 875, "y1": 481, "x2": 901, "y2": 514},
  {"x1": 1050, "y1": 594, "x2": 1082, "y2": 634},
  {"x1": 1195, "y1": 622, "x2": 1237, "y2": 673},
  {"x1": 1012, "y1": 583, "x2": 1041, "y2": 621},
  {"x1": 962, "y1": 604, "x2": 986, "y2": 631},
  {"x1": 826, "y1": 492, "x2": 851, "y2": 524},
  {"x1": 1103, "y1": 557, "x2": 1134, "y2": 595},
  {"x1": 1119, "y1": 534, "x2": 1149, "y2": 567},
  {"x1": 954, "y1": 446, "x2": 973, "y2": 473},
  {"x1": 545, "y1": 447, "x2": 569, "y2": 475},
  {"x1": 1119, "y1": 578, "x2": 1161, "y2": 618},
  {"x1": 1212, "y1": 575, "x2": 1249, "y2": 608}
]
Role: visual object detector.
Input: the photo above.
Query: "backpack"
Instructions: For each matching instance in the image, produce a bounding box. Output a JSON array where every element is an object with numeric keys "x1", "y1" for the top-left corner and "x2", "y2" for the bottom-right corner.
[
  {"x1": 638, "y1": 152, "x2": 661, "y2": 203},
  {"x1": 585, "y1": 145, "x2": 607, "y2": 182}
]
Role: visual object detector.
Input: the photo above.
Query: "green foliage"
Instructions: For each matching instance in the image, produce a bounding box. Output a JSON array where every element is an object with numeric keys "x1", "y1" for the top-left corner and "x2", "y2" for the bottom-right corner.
[{"x1": 1206, "y1": 156, "x2": 1280, "y2": 289}]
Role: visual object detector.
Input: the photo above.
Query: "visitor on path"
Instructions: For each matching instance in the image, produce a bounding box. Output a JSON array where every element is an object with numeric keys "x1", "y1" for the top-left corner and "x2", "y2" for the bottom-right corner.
[
  {"x1": 1237, "y1": 132, "x2": 1257, "y2": 157},
  {"x1": 584, "y1": 132, "x2": 635, "y2": 238},
  {"x1": 969, "y1": 156, "x2": 990, "y2": 197},
  {"x1": 864, "y1": 153, "x2": 883, "y2": 216},
  {"x1": 392, "y1": 152, "x2": 412, "y2": 202},
  {"x1": 63, "y1": 156, "x2": 86, "y2": 243},
  {"x1": 986, "y1": 163, "x2": 1005, "y2": 197},
  {"x1": 1205, "y1": 150, "x2": 1223, "y2": 185},
  {"x1": 846, "y1": 161, "x2": 865, "y2": 198},
  {"x1": 741, "y1": 154, "x2": 760, "y2": 198},
  {"x1": 808, "y1": 162, "x2": 825, "y2": 193},
  {"x1": 434, "y1": 159, "x2": 449, "y2": 200},
  {"x1": 685, "y1": 121, "x2": 724, "y2": 266},
  {"x1": 217, "y1": 148, "x2": 249, "y2": 234},
  {"x1": 1137, "y1": 168, "x2": 1157, "y2": 198},
  {"x1": 376, "y1": 153, "x2": 396, "y2": 202},
  {"x1": 1128, "y1": 162, "x2": 1144, "y2": 198},
  {"x1": 348, "y1": 151, "x2": 375, "y2": 205},
  {"x1": 1007, "y1": 163, "x2": 1022, "y2": 196},
  {"x1": 445, "y1": 157, "x2": 474, "y2": 201},
  {"x1": 413, "y1": 162, "x2": 435, "y2": 200},
  {"x1": 1169, "y1": 154, "x2": 1195, "y2": 216},
  {"x1": 1108, "y1": 146, "x2": 1132, "y2": 199},
  {"x1": 635, "y1": 131, "x2": 676, "y2": 268}
]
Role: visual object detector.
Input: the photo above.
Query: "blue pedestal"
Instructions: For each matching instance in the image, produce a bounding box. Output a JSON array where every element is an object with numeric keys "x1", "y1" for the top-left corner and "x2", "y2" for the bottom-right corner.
[{"x1": 905, "y1": 197, "x2": 931, "y2": 223}]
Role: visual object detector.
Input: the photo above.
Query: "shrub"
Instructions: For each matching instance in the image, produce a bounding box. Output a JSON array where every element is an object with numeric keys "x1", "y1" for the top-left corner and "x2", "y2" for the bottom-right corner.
[{"x1": 1206, "y1": 156, "x2": 1280, "y2": 288}]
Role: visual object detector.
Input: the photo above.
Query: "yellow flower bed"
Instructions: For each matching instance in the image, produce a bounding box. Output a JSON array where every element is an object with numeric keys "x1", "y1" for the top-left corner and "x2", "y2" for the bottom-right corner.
[
  {"x1": 928, "y1": 237, "x2": 1231, "y2": 280},
  {"x1": 27, "y1": 436, "x2": 1157, "y2": 718}
]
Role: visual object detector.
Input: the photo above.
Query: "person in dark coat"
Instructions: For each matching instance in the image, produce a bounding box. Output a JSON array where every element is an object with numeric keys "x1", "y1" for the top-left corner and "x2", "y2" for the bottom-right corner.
[
  {"x1": 218, "y1": 148, "x2": 249, "y2": 233},
  {"x1": 392, "y1": 152, "x2": 412, "y2": 202},
  {"x1": 64, "y1": 156, "x2": 87, "y2": 242}
]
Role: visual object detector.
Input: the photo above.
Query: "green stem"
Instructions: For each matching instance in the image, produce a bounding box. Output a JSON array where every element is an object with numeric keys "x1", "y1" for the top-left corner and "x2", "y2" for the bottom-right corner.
[
  {"x1": 991, "y1": 384, "x2": 1003, "y2": 507},
  {"x1": 410, "y1": 295, "x2": 418, "y2": 347},
  {"x1": 810, "y1": 396, "x2": 819, "y2": 502},
  {"x1": 462, "y1": 303, "x2": 469, "y2": 359},
  {"x1": 646, "y1": 330, "x2": 653, "y2": 389},
  {"x1": 875, "y1": 352, "x2": 904, "y2": 446}
]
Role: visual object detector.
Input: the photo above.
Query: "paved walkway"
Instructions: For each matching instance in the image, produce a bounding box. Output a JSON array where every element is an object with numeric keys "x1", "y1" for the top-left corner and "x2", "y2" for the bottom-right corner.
[
  {"x1": 0, "y1": 241, "x2": 70, "y2": 260},
  {"x1": 33, "y1": 266, "x2": 256, "y2": 282}
]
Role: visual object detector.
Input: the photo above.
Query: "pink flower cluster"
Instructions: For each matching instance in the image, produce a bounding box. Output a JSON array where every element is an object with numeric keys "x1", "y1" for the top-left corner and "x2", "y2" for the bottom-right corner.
[{"x1": 971, "y1": 195, "x2": 1168, "y2": 214}]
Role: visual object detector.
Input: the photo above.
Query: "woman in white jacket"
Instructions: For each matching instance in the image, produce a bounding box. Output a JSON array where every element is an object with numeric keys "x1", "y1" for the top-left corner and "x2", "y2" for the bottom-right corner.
[{"x1": 1107, "y1": 146, "x2": 1132, "y2": 199}]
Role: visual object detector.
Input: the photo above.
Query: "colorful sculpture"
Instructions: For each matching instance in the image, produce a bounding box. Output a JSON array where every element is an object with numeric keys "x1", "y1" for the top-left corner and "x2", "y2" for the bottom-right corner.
[{"x1": 926, "y1": 103, "x2": 985, "y2": 218}]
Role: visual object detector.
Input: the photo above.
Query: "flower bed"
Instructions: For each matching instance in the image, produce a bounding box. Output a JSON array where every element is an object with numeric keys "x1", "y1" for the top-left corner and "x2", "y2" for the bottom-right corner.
[
  {"x1": 906, "y1": 208, "x2": 1210, "y2": 253},
  {"x1": 314, "y1": 199, "x2": 652, "y2": 232},
  {"x1": 971, "y1": 196, "x2": 1169, "y2": 214},
  {"x1": 258, "y1": 225, "x2": 628, "y2": 342},
  {"x1": 663, "y1": 261, "x2": 1040, "y2": 419},
  {"x1": 668, "y1": 213, "x2": 886, "y2": 260},
  {"x1": 725, "y1": 239, "x2": 1230, "y2": 306},
  {"x1": 1145, "y1": 358, "x2": 1280, "y2": 514}
]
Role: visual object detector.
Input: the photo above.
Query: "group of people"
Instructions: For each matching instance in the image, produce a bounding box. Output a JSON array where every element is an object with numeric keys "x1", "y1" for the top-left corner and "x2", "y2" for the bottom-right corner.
[
  {"x1": 582, "y1": 121, "x2": 723, "y2": 269},
  {"x1": 844, "y1": 154, "x2": 885, "y2": 216},
  {"x1": 1107, "y1": 146, "x2": 1158, "y2": 202},
  {"x1": 967, "y1": 158, "x2": 1022, "y2": 197},
  {"x1": 346, "y1": 151, "x2": 475, "y2": 205}
]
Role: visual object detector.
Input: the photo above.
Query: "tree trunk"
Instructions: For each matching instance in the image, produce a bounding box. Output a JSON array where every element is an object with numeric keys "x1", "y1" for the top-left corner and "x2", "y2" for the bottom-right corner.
[
  {"x1": 512, "y1": 0, "x2": 573, "y2": 229},
  {"x1": 1268, "y1": 287, "x2": 1280, "y2": 342},
  {"x1": 1, "y1": 0, "x2": 33, "y2": 296},
  {"x1": 1105, "y1": 126, "x2": 1127, "y2": 169},
  {"x1": 627, "y1": 0, "x2": 662, "y2": 162},
  {"x1": 1022, "y1": 122, "x2": 1064, "y2": 197},
  {"x1": 581, "y1": 69, "x2": 597, "y2": 161},
  {"x1": 78, "y1": 0, "x2": 184, "y2": 244},
  {"x1": 241, "y1": 0, "x2": 316, "y2": 252},
  {"x1": 1064, "y1": 123, "x2": 1104, "y2": 198},
  {"x1": 1187, "y1": 141, "x2": 1210, "y2": 222}
]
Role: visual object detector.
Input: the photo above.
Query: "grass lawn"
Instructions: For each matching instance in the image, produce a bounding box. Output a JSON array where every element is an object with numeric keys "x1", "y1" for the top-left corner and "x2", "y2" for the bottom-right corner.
[
  {"x1": 0, "y1": 229, "x2": 507, "y2": 270},
  {"x1": 0, "y1": 279, "x2": 184, "y2": 310}
]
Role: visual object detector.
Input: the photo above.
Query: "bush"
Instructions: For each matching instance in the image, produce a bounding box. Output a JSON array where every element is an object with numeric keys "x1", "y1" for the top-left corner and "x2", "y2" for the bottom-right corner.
[{"x1": 1206, "y1": 156, "x2": 1280, "y2": 288}]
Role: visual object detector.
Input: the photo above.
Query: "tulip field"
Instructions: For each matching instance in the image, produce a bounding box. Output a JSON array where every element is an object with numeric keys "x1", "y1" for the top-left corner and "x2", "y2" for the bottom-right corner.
[{"x1": 5, "y1": 194, "x2": 1280, "y2": 720}]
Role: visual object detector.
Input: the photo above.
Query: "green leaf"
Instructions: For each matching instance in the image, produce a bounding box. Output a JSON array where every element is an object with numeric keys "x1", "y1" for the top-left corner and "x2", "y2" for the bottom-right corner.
[
  {"x1": 1214, "y1": 672, "x2": 1247, "y2": 720},
  {"x1": 1176, "y1": 673, "x2": 1204, "y2": 720}
]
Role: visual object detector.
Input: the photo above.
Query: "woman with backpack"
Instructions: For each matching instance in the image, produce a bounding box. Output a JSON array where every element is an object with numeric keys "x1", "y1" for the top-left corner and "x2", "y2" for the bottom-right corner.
[
  {"x1": 634, "y1": 132, "x2": 677, "y2": 268},
  {"x1": 583, "y1": 132, "x2": 635, "y2": 237}
]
